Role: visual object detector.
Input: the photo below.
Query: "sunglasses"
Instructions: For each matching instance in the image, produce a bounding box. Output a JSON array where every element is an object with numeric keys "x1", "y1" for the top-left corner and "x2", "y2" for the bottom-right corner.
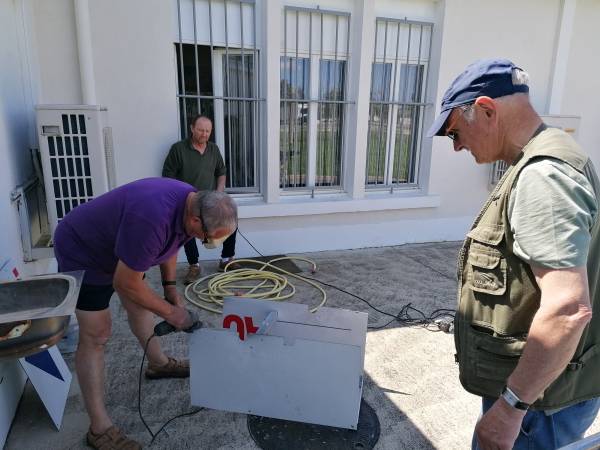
[{"x1": 446, "y1": 103, "x2": 474, "y2": 141}]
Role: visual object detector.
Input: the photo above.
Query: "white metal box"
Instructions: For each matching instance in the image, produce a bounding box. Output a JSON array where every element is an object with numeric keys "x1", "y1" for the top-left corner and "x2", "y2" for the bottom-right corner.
[{"x1": 190, "y1": 298, "x2": 368, "y2": 429}]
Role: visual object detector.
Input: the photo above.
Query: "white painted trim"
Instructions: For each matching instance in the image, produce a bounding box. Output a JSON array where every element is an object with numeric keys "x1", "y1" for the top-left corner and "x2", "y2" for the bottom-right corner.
[
  {"x1": 548, "y1": 0, "x2": 576, "y2": 115},
  {"x1": 261, "y1": 0, "x2": 281, "y2": 202},
  {"x1": 74, "y1": 0, "x2": 97, "y2": 104},
  {"x1": 236, "y1": 192, "x2": 440, "y2": 218},
  {"x1": 343, "y1": 0, "x2": 374, "y2": 199}
]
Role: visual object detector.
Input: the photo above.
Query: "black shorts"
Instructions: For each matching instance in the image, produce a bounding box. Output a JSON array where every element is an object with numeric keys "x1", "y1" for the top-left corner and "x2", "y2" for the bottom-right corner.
[
  {"x1": 74, "y1": 274, "x2": 145, "y2": 311},
  {"x1": 76, "y1": 284, "x2": 115, "y2": 311}
]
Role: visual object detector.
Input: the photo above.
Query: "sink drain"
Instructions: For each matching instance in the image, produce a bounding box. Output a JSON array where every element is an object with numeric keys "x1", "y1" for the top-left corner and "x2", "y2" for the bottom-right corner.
[{"x1": 247, "y1": 399, "x2": 380, "y2": 450}]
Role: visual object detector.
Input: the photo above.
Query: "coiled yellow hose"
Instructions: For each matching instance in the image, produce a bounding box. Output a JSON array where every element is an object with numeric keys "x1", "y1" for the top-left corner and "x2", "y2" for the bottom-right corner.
[{"x1": 184, "y1": 257, "x2": 327, "y2": 314}]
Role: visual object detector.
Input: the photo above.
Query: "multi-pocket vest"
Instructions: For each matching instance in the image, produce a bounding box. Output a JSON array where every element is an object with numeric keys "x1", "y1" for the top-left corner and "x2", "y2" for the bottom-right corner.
[{"x1": 454, "y1": 128, "x2": 600, "y2": 410}]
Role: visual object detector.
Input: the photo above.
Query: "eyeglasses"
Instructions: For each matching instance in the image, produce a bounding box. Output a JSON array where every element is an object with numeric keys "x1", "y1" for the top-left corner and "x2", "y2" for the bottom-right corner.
[
  {"x1": 198, "y1": 211, "x2": 210, "y2": 244},
  {"x1": 446, "y1": 104, "x2": 474, "y2": 141}
]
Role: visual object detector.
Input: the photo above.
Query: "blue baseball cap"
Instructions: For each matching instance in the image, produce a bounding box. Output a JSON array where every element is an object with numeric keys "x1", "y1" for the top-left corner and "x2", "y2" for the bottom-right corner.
[{"x1": 427, "y1": 58, "x2": 529, "y2": 137}]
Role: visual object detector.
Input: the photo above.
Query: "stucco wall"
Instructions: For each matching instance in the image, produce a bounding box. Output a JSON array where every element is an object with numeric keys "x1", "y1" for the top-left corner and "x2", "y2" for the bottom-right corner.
[{"x1": 22, "y1": 0, "x2": 599, "y2": 261}]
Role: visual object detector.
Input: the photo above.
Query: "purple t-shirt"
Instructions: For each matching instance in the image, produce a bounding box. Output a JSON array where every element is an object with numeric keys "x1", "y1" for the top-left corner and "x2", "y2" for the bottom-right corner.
[{"x1": 54, "y1": 177, "x2": 195, "y2": 285}]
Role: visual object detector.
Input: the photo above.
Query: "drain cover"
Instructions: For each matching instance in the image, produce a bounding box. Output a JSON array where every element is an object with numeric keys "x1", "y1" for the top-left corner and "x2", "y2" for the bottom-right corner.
[{"x1": 247, "y1": 399, "x2": 380, "y2": 450}]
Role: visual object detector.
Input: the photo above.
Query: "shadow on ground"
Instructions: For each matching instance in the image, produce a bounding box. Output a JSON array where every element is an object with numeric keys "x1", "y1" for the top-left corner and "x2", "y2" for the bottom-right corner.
[{"x1": 4, "y1": 242, "x2": 541, "y2": 449}]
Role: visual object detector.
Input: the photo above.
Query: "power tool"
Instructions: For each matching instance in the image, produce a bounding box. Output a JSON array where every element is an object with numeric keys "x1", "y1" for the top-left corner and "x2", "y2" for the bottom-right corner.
[{"x1": 153, "y1": 309, "x2": 202, "y2": 336}]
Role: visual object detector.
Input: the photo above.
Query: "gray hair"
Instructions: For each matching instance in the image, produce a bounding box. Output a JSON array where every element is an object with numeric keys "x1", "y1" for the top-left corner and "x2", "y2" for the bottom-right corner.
[
  {"x1": 461, "y1": 67, "x2": 530, "y2": 124},
  {"x1": 192, "y1": 191, "x2": 238, "y2": 233}
]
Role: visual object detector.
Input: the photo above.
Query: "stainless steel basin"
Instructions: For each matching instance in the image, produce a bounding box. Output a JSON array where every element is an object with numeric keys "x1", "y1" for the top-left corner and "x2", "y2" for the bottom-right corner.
[
  {"x1": 0, "y1": 271, "x2": 83, "y2": 359},
  {"x1": 0, "y1": 272, "x2": 83, "y2": 325}
]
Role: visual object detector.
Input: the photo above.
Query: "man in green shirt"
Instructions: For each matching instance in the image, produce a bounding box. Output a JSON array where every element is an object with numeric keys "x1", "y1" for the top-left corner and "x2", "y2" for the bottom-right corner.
[{"x1": 163, "y1": 115, "x2": 239, "y2": 284}]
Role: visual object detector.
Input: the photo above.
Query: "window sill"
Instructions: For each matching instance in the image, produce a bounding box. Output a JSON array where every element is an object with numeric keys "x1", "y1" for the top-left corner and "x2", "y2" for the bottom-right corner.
[{"x1": 236, "y1": 191, "x2": 440, "y2": 219}]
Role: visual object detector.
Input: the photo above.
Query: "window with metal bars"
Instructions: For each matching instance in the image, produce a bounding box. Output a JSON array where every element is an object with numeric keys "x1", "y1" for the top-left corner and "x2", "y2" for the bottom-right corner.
[
  {"x1": 366, "y1": 18, "x2": 433, "y2": 189},
  {"x1": 280, "y1": 6, "x2": 351, "y2": 191},
  {"x1": 174, "y1": 0, "x2": 261, "y2": 192}
]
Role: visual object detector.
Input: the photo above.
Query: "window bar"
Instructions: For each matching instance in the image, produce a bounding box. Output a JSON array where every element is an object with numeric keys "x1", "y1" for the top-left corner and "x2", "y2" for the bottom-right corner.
[
  {"x1": 407, "y1": 24, "x2": 425, "y2": 184},
  {"x1": 331, "y1": 14, "x2": 339, "y2": 186},
  {"x1": 340, "y1": 14, "x2": 350, "y2": 187},
  {"x1": 208, "y1": 0, "x2": 216, "y2": 132},
  {"x1": 176, "y1": 0, "x2": 187, "y2": 137},
  {"x1": 282, "y1": 9, "x2": 288, "y2": 187},
  {"x1": 396, "y1": 23, "x2": 412, "y2": 185},
  {"x1": 192, "y1": 0, "x2": 201, "y2": 116},
  {"x1": 252, "y1": 2, "x2": 259, "y2": 188},
  {"x1": 294, "y1": 10, "x2": 300, "y2": 187},
  {"x1": 308, "y1": 11, "x2": 313, "y2": 187},
  {"x1": 366, "y1": 18, "x2": 379, "y2": 183},
  {"x1": 240, "y1": 1, "x2": 247, "y2": 187},
  {"x1": 318, "y1": 10, "x2": 324, "y2": 187},
  {"x1": 416, "y1": 23, "x2": 434, "y2": 186},
  {"x1": 386, "y1": 20, "x2": 402, "y2": 186},
  {"x1": 376, "y1": 20, "x2": 389, "y2": 184},
  {"x1": 224, "y1": 0, "x2": 234, "y2": 187}
]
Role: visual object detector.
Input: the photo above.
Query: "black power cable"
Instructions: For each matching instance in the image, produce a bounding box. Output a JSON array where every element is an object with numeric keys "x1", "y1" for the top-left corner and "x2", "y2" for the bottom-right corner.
[
  {"x1": 138, "y1": 334, "x2": 203, "y2": 446},
  {"x1": 238, "y1": 228, "x2": 455, "y2": 331}
]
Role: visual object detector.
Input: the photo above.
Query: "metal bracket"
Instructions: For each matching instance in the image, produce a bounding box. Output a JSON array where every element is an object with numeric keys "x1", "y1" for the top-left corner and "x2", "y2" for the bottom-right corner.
[{"x1": 256, "y1": 311, "x2": 278, "y2": 335}]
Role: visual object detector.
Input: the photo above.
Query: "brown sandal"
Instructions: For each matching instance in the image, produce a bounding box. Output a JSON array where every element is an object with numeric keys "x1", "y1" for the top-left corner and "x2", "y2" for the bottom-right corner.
[
  {"x1": 86, "y1": 426, "x2": 142, "y2": 450},
  {"x1": 145, "y1": 357, "x2": 190, "y2": 379}
]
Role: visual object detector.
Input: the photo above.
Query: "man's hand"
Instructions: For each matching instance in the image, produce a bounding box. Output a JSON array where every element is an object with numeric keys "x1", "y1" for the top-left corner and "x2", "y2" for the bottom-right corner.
[
  {"x1": 164, "y1": 285, "x2": 185, "y2": 307},
  {"x1": 475, "y1": 398, "x2": 526, "y2": 450},
  {"x1": 164, "y1": 305, "x2": 195, "y2": 330}
]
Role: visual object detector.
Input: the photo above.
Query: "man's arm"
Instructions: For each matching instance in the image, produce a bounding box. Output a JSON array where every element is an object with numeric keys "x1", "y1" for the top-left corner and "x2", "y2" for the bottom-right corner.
[
  {"x1": 113, "y1": 260, "x2": 191, "y2": 329},
  {"x1": 216, "y1": 175, "x2": 226, "y2": 192},
  {"x1": 162, "y1": 145, "x2": 181, "y2": 179},
  {"x1": 475, "y1": 265, "x2": 592, "y2": 450},
  {"x1": 159, "y1": 253, "x2": 184, "y2": 306}
]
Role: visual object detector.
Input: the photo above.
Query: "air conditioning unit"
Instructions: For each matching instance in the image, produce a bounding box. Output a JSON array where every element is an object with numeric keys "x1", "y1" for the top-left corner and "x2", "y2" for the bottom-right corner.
[
  {"x1": 36, "y1": 105, "x2": 116, "y2": 235},
  {"x1": 489, "y1": 115, "x2": 580, "y2": 189}
]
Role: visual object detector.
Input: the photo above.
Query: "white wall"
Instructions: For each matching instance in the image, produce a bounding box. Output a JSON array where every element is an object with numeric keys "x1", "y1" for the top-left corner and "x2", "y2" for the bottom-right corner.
[
  {"x1": 0, "y1": 1, "x2": 36, "y2": 445},
  {"x1": 428, "y1": 0, "x2": 562, "y2": 219},
  {"x1": 32, "y1": 0, "x2": 82, "y2": 105},
  {"x1": 17, "y1": 0, "x2": 600, "y2": 264},
  {"x1": 0, "y1": 0, "x2": 34, "y2": 272},
  {"x1": 561, "y1": 0, "x2": 600, "y2": 169}
]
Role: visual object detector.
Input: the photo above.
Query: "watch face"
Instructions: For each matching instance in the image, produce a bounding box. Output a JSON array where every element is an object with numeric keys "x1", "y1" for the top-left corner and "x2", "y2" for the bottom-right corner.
[{"x1": 502, "y1": 386, "x2": 529, "y2": 410}]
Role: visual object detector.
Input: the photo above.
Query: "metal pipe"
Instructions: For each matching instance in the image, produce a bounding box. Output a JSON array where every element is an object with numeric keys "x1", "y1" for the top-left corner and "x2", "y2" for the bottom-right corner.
[
  {"x1": 74, "y1": 0, "x2": 97, "y2": 104},
  {"x1": 176, "y1": 0, "x2": 187, "y2": 136}
]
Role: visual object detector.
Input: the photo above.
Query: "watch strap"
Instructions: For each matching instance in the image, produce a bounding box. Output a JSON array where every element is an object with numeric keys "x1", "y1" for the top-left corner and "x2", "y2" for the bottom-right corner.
[
  {"x1": 501, "y1": 385, "x2": 530, "y2": 411},
  {"x1": 161, "y1": 280, "x2": 177, "y2": 287}
]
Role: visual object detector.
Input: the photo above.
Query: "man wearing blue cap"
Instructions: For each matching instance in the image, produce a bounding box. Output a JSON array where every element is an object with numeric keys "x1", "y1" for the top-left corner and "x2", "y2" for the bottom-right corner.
[{"x1": 429, "y1": 59, "x2": 600, "y2": 449}]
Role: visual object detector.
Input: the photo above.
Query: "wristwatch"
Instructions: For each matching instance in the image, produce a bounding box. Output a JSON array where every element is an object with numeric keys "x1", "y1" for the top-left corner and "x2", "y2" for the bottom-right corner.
[
  {"x1": 501, "y1": 385, "x2": 530, "y2": 411},
  {"x1": 161, "y1": 280, "x2": 177, "y2": 287}
]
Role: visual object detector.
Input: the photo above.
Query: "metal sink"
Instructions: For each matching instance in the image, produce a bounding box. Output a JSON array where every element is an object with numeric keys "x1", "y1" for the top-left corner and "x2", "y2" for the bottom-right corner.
[
  {"x1": 0, "y1": 271, "x2": 83, "y2": 359},
  {"x1": 0, "y1": 271, "x2": 83, "y2": 325}
]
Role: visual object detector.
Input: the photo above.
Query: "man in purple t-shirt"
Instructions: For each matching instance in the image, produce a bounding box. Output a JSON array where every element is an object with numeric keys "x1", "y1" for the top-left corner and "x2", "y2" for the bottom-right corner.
[{"x1": 54, "y1": 177, "x2": 237, "y2": 449}]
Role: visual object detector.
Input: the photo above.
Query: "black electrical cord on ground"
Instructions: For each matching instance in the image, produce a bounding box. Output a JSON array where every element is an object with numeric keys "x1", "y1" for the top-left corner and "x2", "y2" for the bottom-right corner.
[
  {"x1": 301, "y1": 273, "x2": 455, "y2": 331},
  {"x1": 138, "y1": 334, "x2": 203, "y2": 446},
  {"x1": 238, "y1": 228, "x2": 455, "y2": 331},
  {"x1": 237, "y1": 228, "x2": 265, "y2": 258}
]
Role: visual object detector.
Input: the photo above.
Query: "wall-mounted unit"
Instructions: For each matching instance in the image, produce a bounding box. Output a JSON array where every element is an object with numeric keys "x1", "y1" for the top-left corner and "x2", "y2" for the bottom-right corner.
[
  {"x1": 36, "y1": 105, "x2": 116, "y2": 235},
  {"x1": 489, "y1": 115, "x2": 581, "y2": 189}
]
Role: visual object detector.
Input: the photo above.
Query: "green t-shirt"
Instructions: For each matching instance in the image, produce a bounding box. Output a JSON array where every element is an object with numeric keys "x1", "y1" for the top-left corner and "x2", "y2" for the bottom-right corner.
[
  {"x1": 509, "y1": 158, "x2": 598, "y2": 269},
  {"x1": 162, "y1": 139, "x2": 226, "y2": 191}
]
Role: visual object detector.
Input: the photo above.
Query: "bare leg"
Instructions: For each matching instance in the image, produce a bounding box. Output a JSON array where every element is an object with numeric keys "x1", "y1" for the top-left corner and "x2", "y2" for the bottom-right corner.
[
  {"x1": 120, "y1": 296, "x2": 169, "y2": 367},
  {"x1": 75, "y1": 309, "x2": 113, "y2": 434}
]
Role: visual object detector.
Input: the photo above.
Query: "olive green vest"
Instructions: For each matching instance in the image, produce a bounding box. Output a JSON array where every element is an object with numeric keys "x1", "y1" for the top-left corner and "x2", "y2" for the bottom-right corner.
[{"x1": 454, "y1": 127, "x2": 600, "y2": 410}]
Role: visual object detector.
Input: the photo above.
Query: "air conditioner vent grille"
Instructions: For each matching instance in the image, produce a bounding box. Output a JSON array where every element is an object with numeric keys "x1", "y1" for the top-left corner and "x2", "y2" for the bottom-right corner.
[{"x1": 44, "y1": 113, "x2": 95, "y2": 221}]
